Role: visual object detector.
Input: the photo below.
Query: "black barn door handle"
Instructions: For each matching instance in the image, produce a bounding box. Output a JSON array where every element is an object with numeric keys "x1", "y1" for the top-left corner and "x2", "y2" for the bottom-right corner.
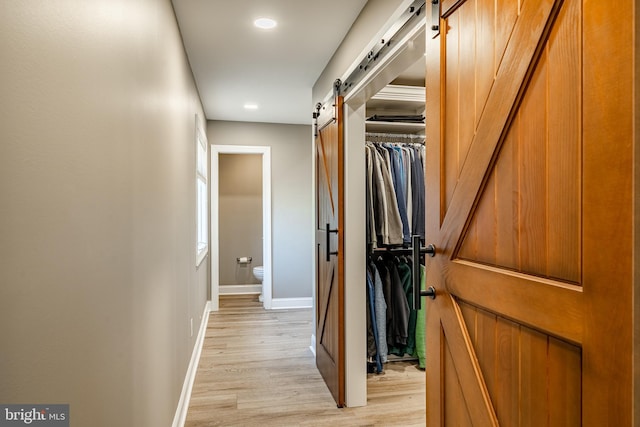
[
  {"x1": 421, "y1": 286, "x2": 436, "y2": 300},
  {"x1": 412, "y1": 235, "x2": 437, "y2": 310},
  {"x1": 325, "y1": 223, "x2": 339, "y2": 262}
]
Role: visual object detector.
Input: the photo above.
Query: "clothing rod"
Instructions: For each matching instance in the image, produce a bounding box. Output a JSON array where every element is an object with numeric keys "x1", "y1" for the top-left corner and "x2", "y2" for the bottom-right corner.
[
  {"x1": 369, "y1": 245, "x2": 433, "y2": 257},
  {"x1": 369, "y1": 247, "x2": 413, "y2": 255},
  {"x1": 365, "y1": 134, "x2": 425, "y2": 145},
  {"x1": 365, "y1": 132, "x2": 424, "y2": 140}
]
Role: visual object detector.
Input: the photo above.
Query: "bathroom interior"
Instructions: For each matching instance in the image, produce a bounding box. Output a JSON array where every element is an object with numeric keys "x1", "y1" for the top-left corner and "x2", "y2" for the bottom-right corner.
[{"x1": 218, "y1": 153, "x2": 264, "y2": 297}]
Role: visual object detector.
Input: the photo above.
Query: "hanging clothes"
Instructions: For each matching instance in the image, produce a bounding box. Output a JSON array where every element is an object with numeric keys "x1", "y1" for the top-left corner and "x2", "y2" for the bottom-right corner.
[
  {"x1": 366, "y1": 269, "x2": 383, "y2": 373},
  {"x1": 386, "y1": 145, "x2": 410, "y2": 244},
  {"x1": 365, "y1": 138, "x2": 425, "y2": 249},
  {"x1": 367, "y1": 144, "x2": 403, "y2": 246},
  {"x1": 386, "y1": 257, "x2": 409, "y2": 348},
  {"x1": 365, "y1": 133, "x2": 427, "y2": 373},
  {"x1": 410, "y1": 145, "x2": 425, "y2": 241},
  {"x1": 369, "y1": 261, "x2": 388, "y2": 363},
  {"x1": 367, "y1": 254, "x2": 426, "y2": 372}
]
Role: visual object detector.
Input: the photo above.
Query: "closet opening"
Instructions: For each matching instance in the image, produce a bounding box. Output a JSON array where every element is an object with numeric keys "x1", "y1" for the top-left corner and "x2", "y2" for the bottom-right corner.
[
  {"x1": 363, "y1": 67, "x2": 426, "y2": 411},
  {"x1": 341, "y1": 17, "x2": 427, "y2": 408}
]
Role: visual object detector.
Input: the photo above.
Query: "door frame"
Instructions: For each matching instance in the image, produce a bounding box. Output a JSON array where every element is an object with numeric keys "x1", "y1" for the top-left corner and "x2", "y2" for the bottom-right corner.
[
  {"x1": 210, "y1": 145, "x2": 272, "y2": 311},
  {"x1": 338, "y1": 18, "x2": 427, "y2": 407}
]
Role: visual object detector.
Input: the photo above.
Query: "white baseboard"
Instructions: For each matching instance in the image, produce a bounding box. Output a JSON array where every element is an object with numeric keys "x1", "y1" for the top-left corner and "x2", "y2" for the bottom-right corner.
[
  {"x1": 270, "y1": 297, "x2": 313, "y2": 310},
  {"x1": 172, "y1": 301, "x2": 211, "y2": 427},
  {"x1": 219, "y1": 284, "x2": 262, "y2": 295}
]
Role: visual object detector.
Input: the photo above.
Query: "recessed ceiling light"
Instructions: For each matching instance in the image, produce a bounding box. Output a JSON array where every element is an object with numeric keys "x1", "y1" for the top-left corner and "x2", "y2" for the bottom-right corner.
[
  {"x1": 254, "y1": 17, "x2": 277, "y2": 30},
  {"x1": 244, "y1": 103, "x2": 259, "y2": 110}
]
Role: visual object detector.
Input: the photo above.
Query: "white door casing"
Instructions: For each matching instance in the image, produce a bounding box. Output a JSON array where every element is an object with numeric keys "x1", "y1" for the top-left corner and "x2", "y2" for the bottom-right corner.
[{"x1": 210, "y1": 145, "x2": 272, "y2": 311}]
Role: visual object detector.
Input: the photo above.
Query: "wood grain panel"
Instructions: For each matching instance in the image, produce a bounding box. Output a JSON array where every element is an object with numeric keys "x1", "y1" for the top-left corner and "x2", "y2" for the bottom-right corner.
[
  {"x1": 469, "y1": 0, "x2": 499, "y2": 266},
  {"x1": 436, "y1": 293, "x2": 498, "y2": 425},
  {"x1": 474, "y1": 168, "x2": 497, "y2": 265},
  {"x1": 459, "y1": 0, "x2": 582, "y2": 284},
  {"x1": 459, "y1": 301, "x2": 477, "y2": 344},
  {"x1": 457, "y1": 300, "x2": 582, "y2": 426},
  {"x1": 582, "y1": 1, "x2": 634, "y2": 423},
  {"x1": 495, "y1": 317, "x2": 520, "y2": 426},
  {"x1": 425, "y1": 21, "x2": 443, "y2": 425},
  {"x1": 456, "y1": 0, "x2": 478, "y2": 259},
  {"x1": 426, "y1": 309, "x2": 444, "y2": 427},
  {"x1": 494, "y1": 120, "x2": 519, "y2": 270},
  {"x1": 438, "y1": 0, "x2": 556, "y2": 264},
  {"x1": 444, "y1": 12, "x2": 460, "y2": 215},
  {"x1": 495, "y1": 0, "x2": 520, "y2": 73},
  {"x1": 475, "y1": 0, "x2": 495, "y2": 128},
  {"x1": 518, "y1": 53, "x2": 548, "y2": 277},
  {"x1": 449, "y1": 260, "x2": 583, "y2": 343},
  {"x1": 548, "y1": 337, "x2": 582, "y2": 425},
  {"x1": 443, "y1": 337, "x2": 473, "y2": 426},
  {"x1": 458, "y1": 211, "x2": 477, "y2": 260},
  {"x1": 546, "y1": 0, "x2": 581, "y2": 283},
  {"x1": 319, "y1": 270, "x2": 336, "y2": 353},
  {"x1": 519, "y1": 327, "x2": 548, "y2": 427},
  {"x1": 475, "y1": 308, "x2": 497, "y2": 405},
  {"x1": 458, "y1": 0, "x2": 477, "y2": 176}
]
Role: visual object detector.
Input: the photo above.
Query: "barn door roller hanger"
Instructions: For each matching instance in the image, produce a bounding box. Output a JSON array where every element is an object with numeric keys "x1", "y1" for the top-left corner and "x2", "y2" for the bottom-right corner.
[{"x1": 430, "y1": 0, "x2": 440, "y2": 32}]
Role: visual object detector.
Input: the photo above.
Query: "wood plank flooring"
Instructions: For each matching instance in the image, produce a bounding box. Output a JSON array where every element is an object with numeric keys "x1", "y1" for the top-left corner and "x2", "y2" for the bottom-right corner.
[{"x1": 185, "y1": 295, "x2": 426, "y2": 426}]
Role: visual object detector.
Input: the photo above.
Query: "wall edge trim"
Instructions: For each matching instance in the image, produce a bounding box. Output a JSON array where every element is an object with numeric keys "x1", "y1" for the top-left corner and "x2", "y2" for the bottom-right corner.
[
  {"x1": 270, "y1": 297, "x2": 313, "y2": 310},
  {"x1": 172, "y1": 301, "x2": 211, "y2": 427},
  {"x1": 219, "y1": 284, "x2": 262, "y2": 295}
]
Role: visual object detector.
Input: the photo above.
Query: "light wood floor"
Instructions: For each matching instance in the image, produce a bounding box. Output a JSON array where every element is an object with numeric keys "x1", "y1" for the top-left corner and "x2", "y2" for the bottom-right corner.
[{"x1": 185, "y1": 295, "x2": 426, "y2": 426}]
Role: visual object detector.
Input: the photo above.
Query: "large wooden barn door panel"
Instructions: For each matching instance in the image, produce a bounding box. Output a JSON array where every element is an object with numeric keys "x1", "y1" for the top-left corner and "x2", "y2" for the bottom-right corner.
[
  {"x1": 426, "y1": 0, "x2": 633, "y2": 424},
  {"x1": 314, "y1": 94, "x2": 345, "y2": 407}
]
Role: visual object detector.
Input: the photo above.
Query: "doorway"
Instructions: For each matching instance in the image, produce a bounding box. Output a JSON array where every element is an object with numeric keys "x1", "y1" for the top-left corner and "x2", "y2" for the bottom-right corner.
[
  {"x1": 210, "y1": 145, "x2": 272, "y2": 311},
  {"x1": 340, "y1": 17, "x2": 426, "y2": 407}
]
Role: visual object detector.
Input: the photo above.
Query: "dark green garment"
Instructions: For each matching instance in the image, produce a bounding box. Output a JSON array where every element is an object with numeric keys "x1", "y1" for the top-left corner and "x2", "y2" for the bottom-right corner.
[{"x1": 416, "y1": 265, "x2": 426, "y2": 368}]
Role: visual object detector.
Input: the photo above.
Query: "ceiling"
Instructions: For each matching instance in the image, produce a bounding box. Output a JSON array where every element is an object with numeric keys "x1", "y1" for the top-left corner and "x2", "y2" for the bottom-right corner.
[{"x1": 172, "y1": 0, "x2": 369, "y2": 125}]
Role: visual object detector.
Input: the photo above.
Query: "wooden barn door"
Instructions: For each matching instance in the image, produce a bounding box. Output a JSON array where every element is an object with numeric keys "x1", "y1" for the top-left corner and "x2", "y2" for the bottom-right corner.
[
  {"x1": 314, "y1": 93, "x2": 345, "y2": 407},
  {"x1": 424, "y1": 0, "x2": 634, "y2": 425}
]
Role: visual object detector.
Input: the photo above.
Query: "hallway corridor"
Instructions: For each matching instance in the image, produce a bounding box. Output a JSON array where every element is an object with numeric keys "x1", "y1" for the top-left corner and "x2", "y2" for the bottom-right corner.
[{"x1": 185, "y1": 296, "x2": 425, "y2": 426}]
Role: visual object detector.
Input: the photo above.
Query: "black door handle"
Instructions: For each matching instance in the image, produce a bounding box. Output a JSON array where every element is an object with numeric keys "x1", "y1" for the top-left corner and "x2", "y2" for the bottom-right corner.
[
  {"x1": 412, "y1": 236, "x2": 438, "y2": 309},
  {"x1": 412, "y1": 236, "x2": 422, "y2": 310},
  {"x1": 421, "y1": 286, "x2": 436, "y2": 300},
  {"x1": 325, "y1": 223, "x2": 338, "y2": 262}
]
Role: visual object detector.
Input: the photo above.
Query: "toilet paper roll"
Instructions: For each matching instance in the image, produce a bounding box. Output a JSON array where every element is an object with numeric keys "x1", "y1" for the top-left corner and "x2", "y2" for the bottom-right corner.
[{"x1": 237, "y1": 257, "x2": 251, "y2": 264}]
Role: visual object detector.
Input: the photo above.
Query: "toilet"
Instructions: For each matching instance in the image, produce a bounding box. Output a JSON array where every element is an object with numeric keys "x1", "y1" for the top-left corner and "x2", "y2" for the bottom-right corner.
[
  {"x1": 252, "y1": 266, "x2": 264, "y2": 302},
  {"x1": 252, "y1": 266, "x2": 264, "y2": 282}
]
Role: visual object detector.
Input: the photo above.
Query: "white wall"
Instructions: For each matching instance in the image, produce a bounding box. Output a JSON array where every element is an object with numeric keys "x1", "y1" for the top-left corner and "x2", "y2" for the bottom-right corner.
[
  {"x1": 312, "y1": 0, "x2": 408, "y2": 103},
  {"x1": 0, "y1": 1, "x2": 208, "y2": 426},
  {"x1": 208, "y1": 121, "x2": 313, "y2": 299}
]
